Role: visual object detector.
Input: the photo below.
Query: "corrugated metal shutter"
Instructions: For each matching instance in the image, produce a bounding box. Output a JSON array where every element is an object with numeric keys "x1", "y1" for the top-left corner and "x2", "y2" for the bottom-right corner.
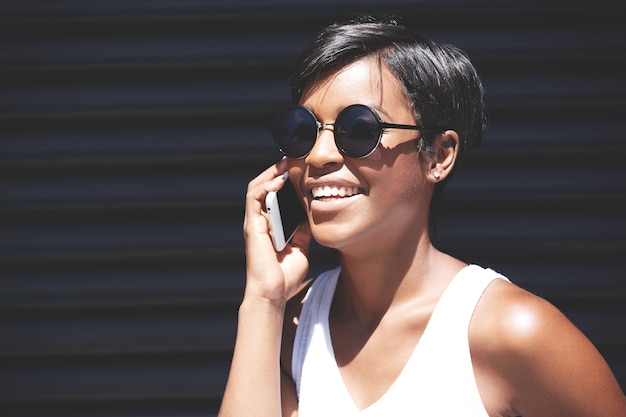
[{"x1": 1, "y1": 1, "x2": 624, "y2": 416}]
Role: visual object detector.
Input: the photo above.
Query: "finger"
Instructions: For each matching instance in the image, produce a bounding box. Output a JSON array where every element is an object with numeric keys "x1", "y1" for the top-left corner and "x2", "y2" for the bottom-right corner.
[
  {"x1": 245, "y1": 171, "x2": 285, "y2": 227},
  {"x1": 244, "y1": 162, "x2": 290, "y2": 250},
  {"x1": 245, "y1": 166, "x2": 288, "y2": 217},
  {"x1": 247, "y1": 158, "x2": 288, "y2": 190}
]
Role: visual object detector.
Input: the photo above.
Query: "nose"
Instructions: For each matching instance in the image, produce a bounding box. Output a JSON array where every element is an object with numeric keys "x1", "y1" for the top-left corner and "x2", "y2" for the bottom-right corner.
[{"x1": 305, "y1": 124, "x2": 343, "y2": 167}]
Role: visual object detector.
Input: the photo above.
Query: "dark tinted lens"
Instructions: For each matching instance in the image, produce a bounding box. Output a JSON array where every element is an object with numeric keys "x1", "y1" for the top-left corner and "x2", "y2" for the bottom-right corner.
[
  {"x1": 335, "y1": 105, "x2": 381, "y2": 158},
  {"x1": 272, "y1": 107, "x2": 318, "y2": 158}
]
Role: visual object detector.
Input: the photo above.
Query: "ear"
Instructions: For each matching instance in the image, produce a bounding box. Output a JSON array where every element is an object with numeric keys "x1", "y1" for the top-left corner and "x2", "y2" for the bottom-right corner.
[{"x1": 428, "y1": 130, "x2": 459, "y2": 183}]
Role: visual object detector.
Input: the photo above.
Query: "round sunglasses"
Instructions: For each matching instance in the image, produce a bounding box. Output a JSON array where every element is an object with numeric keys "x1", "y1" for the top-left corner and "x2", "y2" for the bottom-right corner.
[{"x1": 271, "y1": 104, "x2": 435, "y2": 159}]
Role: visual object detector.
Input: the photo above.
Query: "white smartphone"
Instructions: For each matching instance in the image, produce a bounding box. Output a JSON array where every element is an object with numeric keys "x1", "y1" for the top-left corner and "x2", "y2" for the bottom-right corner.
[{"x1": 265, "y1": 175, "x2": 307, "y2": 251}]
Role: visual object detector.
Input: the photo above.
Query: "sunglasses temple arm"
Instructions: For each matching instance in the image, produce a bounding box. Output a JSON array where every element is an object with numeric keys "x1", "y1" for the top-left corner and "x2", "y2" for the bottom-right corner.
[{"x1": 380, "y1": 122, "x2": 424, "y2": 131}]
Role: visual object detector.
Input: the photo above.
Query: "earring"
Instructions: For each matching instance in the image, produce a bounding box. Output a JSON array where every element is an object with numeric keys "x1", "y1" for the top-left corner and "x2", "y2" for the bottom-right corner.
[{"x1": 433, "y1": 171, "x2": 441, "y2": 180}]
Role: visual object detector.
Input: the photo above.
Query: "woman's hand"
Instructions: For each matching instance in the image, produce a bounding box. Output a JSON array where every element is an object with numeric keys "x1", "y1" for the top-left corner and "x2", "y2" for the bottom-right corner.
[
  {"x1": 243, "y1": 159, "x2": 312, "y2": 306},
  {"x1": 220, "y1": 160, "x2": 309, "y2": 417}
]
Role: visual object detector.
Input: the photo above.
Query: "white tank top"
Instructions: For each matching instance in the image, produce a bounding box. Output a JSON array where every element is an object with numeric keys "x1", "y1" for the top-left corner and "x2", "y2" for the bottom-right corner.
[{"x1": 292, "y1": 264, "x2": 509, "y2": 416}]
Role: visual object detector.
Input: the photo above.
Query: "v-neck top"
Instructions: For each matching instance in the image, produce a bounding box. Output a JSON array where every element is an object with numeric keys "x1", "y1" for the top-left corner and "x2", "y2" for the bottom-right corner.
[{"x1": 292, "y1": 264, "x2": 509, "y2": 416}]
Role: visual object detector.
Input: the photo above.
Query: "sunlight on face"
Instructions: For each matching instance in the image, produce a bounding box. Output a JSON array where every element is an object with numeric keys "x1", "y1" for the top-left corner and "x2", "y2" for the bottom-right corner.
[{"x1": 287, "y1": 58, "x2": 431, "y2": 254}]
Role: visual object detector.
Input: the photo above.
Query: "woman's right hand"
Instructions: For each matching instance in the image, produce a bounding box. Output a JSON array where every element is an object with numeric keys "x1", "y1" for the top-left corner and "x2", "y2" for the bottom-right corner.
[{"x1": 243, "y1": 159, "x2": 312, "y2": 307}]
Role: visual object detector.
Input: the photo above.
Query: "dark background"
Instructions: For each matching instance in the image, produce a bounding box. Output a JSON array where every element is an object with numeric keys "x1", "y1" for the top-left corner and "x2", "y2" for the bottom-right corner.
[{"x1": 1, "y1": 1, "x2": 625, "y2": 416}]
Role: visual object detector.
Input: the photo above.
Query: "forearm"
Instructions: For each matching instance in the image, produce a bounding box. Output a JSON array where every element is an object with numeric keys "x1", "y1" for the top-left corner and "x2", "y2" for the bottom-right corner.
[{"x1": 219, "y1": 296, "x2": 286, "y2": 417}]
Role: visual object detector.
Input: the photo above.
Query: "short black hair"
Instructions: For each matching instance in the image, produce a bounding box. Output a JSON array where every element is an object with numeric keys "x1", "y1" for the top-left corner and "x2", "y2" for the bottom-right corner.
[{"x1": 290, "y1": 15, "x2": 486, "y2": 179}]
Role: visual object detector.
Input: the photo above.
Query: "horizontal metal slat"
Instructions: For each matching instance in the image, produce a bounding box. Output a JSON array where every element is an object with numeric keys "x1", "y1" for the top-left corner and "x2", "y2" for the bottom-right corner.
[
  {"x1": 0, "y1": 352, "x2": 229, "y2": 402},
  {"x1": 0, "y1": 398, "x2": 218, "y2": 417},
  {"x1": 0, "y1": 306, "x2": 237, "y2": 356}
]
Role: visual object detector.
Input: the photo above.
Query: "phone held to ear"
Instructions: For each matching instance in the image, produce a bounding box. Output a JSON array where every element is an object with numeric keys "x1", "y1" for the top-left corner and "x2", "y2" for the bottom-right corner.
[{"x1": 265, "y1": 174, "x2": 307, "y2": 252}]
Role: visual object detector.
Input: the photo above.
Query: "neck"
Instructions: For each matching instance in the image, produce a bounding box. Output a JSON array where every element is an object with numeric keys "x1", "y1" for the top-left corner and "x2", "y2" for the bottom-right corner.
[{"x1": 334, "y1": 230, "x2": 445, "y2": 323}]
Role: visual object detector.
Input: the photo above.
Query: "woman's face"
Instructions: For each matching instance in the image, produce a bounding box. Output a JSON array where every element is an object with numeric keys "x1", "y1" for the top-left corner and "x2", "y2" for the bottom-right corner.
[{"x1": 287, "y1": 57, "x2": 433, "y2": 254}]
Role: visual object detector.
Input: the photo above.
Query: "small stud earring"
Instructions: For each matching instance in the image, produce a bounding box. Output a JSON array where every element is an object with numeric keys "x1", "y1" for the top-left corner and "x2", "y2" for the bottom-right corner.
[{"x1": 433, "y1": 171, "x2": 441, "y2": 180}]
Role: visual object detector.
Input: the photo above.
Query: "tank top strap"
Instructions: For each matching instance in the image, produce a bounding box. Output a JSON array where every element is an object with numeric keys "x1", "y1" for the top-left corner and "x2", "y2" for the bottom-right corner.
[
  {"x1": 292, "y1": 266, "x2": 341, "y2": 394},
  {"x1": 426, "y1": 264, "x2": 509, "y2": 337}
]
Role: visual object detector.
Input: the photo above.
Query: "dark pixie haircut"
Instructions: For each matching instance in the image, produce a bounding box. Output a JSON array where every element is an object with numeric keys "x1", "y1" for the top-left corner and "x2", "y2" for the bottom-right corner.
[{"x1": 290, "y1": 16, "x2": 486, "y2": 180}]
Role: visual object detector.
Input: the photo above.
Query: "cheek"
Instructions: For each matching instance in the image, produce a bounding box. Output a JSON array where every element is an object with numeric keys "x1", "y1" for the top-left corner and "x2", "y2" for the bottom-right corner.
[
  {"x1": 363, "y1": 148, "x2": 383, "y2": 163},
  {"x1": 372, "y1": 156, "x2": 424, "y2": 204},
  {"x1": 286, "y1": 162, "x2": 304, "y2": 178}
]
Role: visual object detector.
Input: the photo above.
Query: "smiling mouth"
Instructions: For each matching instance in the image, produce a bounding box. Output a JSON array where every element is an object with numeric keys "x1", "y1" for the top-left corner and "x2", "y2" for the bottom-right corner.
[{"x1": 311, "y1": 186, "x2": 361, "y2": 199}]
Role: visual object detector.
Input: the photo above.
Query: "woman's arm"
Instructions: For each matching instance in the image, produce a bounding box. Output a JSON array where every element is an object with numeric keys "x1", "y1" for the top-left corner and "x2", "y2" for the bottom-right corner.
[
  {"x1": 219, "y1": 296, "x2": 287, "y2": 417},
  {"x1": 474, "y1": 280, "x2": 626, "y2": 416},
  {"x1": 218, "y1": 160, "x2": 310, "y2": 417}
]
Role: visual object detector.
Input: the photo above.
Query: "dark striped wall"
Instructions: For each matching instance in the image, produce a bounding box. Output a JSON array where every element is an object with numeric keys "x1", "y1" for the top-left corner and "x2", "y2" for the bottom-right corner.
[{"x1": 1, "y1": 1, "x2": 625, "y2": 416}]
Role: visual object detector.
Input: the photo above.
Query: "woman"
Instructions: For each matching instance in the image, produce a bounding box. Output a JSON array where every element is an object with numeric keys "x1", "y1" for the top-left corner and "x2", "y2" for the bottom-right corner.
[{"x1": 219, "y1": 16, "x2": 626, "y2": 416}]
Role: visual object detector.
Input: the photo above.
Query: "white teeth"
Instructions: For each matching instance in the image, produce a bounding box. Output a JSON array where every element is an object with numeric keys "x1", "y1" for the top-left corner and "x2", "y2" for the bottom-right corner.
[{"x1": 312, "y1": 186, "x2": 359, "y2": 199}]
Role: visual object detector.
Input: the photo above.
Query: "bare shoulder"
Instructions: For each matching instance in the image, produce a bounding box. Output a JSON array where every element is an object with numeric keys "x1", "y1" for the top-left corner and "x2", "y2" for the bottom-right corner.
[
  {"x1": 471, "y1": 278, "x2": 626, "y2": 416},
  {"x1": 472, "y1": 279, "x2": 568, "y2": 352}
]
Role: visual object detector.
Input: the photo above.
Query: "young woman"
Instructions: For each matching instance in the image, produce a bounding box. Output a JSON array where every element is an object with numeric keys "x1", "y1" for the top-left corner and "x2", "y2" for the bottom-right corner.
[{"x1": 219, "y1": 16, "x2": 626, "y2": 416}]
